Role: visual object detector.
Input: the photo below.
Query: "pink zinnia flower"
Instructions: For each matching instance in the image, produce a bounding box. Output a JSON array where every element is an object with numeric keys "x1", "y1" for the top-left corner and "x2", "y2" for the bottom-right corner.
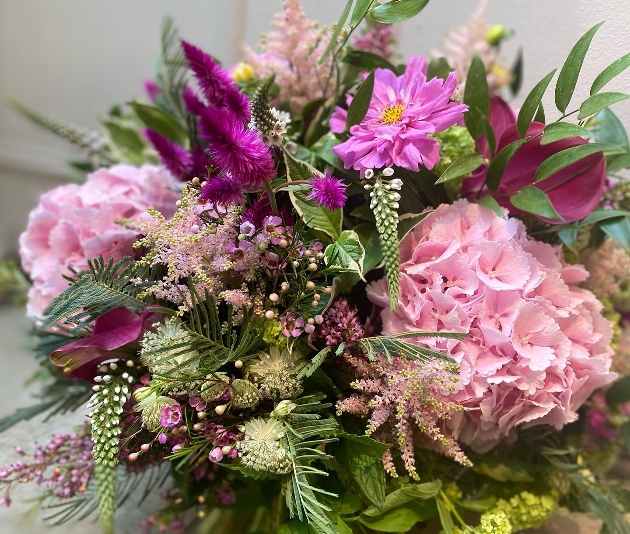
[
  {"x1": 333, "y1": 56, "x2": 467, "y2": 173},
  {"x1": 306, "y1": 173, "x2": 347, "y2": 210},
  {"x1": 367, "y1": 199, "x2": 616, "y2": 453}
]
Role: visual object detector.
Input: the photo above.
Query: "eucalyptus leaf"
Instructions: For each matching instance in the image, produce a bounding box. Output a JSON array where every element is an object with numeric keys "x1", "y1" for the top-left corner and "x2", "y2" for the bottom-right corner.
[
  {"x1": 464, "y1": 54, "x2": 490, "y2": 141},
  {"x1": 510, "y1": 186, "x2": 563, "y2": 221},
  {"x1": 534, "y1": 143, "x2": 605, "y2": 182},
  {"x1": 541, "y1": 122, "x2": 590, "y2": 145},
  {"x1": 517, "y1": 69, "x2": 557, "y2": 137},
  {"x1": 129, "y1": 101, "x2": 189, "y2": 147},
  {"x1": 554, "y1": 22, "x2": 604, "y2": 113},
  {"x1": 345, "y1": 71, "x2": 375, "y2": 131},
  {"x1": 600, "y1": 215, "x2": 630, "y2": 250},
  {"x1": 434, "y1": 153, "x2": 484, "y2": 184},
  {"x1": 591, "y1": 52, "x2": 630, "y2": 95},
  {"x1": 370, "y1": 0, "x2": 430, "y2": 24},
  {"x1": 485, "y1": 137, "x2": 531, "y2": 191},
  {"x1": 578, "y1": 92, "x2": 630, "y2": 120},
  {"x1": 343, "y1": 50, "x2": 397, "y2": 72},
  {"x1": 476, "y1": 195, "x2": 505, "y2": 218}
]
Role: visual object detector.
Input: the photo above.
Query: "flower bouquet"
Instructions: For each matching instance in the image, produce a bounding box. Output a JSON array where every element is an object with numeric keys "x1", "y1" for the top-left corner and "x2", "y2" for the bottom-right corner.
[{"x1": 4, "y1": 1, "x2": 630, "y2": 533}]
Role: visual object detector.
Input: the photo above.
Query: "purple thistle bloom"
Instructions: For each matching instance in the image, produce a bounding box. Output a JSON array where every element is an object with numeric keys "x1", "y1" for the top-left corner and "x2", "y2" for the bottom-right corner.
[
  {"x1": 306, "y1": 173, "x2": 347, "y2": 210},
  {"x1": 144, "y1": 129, "x2": 192, "y2": 181},
  {"x1": 200, "y1": 176, "x2": 244, "y2": 204},
  {"x1": 199, "y1": 107, "x2": 275, "y2": 188}
]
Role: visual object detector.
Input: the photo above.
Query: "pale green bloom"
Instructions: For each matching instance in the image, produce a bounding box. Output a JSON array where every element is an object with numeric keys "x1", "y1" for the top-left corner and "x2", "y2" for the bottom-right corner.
[{"x1": 237, "y1": 417, "x2": 292, "y2": 474}]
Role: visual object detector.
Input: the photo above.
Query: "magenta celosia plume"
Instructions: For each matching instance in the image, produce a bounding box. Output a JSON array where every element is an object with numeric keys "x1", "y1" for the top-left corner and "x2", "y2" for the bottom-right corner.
[
  {"x1": 306, "y1": 173, "x2": 347, "y2": 210},
  {"x1": 367, "y1": 199, "x2": 616, "y2": 452},
  {"x1": 19, "y1": 165, "x2": 178, "y2": 318},
  {"x1": 333, "y1": 56, "x2": 467, "y2": 173},
  {"x1": 462, "y1": 94, "x2": 607, "y2": 223}
]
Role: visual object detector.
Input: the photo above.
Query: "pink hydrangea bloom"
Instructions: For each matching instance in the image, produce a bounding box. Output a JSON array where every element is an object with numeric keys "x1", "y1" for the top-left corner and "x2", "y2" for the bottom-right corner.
[
  {"x1": 367, "y1": 199, "x2": 616, "y2": 452},
  {"x1": 333, "y1": 57, "x2": 467, "y2": 173},
  {"x1": 19, "y1": 165, "x2": 178, "y2": 318}
]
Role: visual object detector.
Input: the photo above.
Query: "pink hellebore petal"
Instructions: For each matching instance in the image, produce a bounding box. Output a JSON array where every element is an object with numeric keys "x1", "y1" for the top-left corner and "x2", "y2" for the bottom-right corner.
[
  {"x1": 462, "y1": 94, "x2": 606, "y2": 223},
  {"x1": 51, "y1": 307, "x2": 161, "y2": 381}
]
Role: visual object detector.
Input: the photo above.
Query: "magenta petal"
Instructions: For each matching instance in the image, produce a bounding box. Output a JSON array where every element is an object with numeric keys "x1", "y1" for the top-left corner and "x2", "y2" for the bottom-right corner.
[{"x1": 51, "y1": 307, "x2": 161, "y2": 381}]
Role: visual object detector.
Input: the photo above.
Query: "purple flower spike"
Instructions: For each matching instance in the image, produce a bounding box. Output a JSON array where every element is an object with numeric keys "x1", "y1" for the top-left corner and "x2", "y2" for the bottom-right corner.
[
  {"x1": 144, "y1": 129, "x2": 192, "y2": 181},
  {"x1": 200, "y1": 176, "x2": 245, "y2": 204},
  {"x1": 306, "y1": 173, "x2": 347, "y2": 210}
]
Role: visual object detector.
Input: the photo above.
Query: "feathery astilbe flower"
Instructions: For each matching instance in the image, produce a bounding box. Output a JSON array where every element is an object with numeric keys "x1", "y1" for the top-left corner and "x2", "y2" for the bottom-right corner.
[
  {"x1": 337, "y1": 355, "x2": 469, "y2": 479},
  {"x1": 333, "y1": 57, "x2": 467, "y2": 173},
  {"x1": 316, "y1": 298, "x2": 364, "y2": 348},
  {"x1": 198, "y1": 107, "x2": 275, "y2": 188},
  {"x1": 181, "y1": 40, "x2": 250, "y2": 122},
  {"x1": 434, "y1": 0, "x2": 511, "y2": 92},
  {"x1": 353, "y1": 22, "x2": 397, "y2": 60},
  {"x1": 244, "y1": 0, "x2": 337, "y2": 114},
  {"x1": 306, "y1": 173, "x2": 347, "y2": 210}
]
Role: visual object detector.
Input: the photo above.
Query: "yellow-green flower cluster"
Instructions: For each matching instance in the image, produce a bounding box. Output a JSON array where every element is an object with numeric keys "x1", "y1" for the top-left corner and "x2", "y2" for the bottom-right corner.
[
  {"x1": 493, "y1": 491, "x2": 558, "y2": 531},
  {"x1": 432, "y1": 126, "x2": 475, "y2": 175}
]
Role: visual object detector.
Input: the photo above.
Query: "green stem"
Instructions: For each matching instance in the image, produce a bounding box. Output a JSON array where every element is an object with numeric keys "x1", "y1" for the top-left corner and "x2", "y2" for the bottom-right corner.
[
  {"x1": 272, "y1": 179, "x2": 311, "y2": 194},
  {"x1": 266, "y1": 180, "x2": 279, "y2": 216},
  {"x1": 555, "y1": 108, "x2": 580, "y2": 122},
  {"x1": 440, "y1": 489, "x2": 468, "y2": 529}
]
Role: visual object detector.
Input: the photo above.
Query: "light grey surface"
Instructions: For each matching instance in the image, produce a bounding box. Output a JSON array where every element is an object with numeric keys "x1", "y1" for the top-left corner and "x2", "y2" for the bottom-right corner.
[{"x1": 0, "y1": 307, "x2": 163, "y2": 534}]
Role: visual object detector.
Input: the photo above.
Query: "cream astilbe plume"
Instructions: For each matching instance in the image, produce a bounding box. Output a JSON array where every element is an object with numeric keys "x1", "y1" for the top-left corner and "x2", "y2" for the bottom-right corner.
[
  {"x1": 244, "y1": 0, "x2": 337, "y2": 114},
  {"x1": 435, "y1": 0, "x2": 511, "y2": 93}
]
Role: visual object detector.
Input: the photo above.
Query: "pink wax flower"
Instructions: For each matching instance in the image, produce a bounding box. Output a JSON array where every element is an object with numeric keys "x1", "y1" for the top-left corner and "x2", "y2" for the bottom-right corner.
[
  {"x1": 333, "y1": 56, "x2": 467, "y2": 173},
  {"x1": 19, "y1": 165, "x2": 178, "y2": 318},
  {"x1": 462, "y1": 94, "x2": 606, "y2": 223},
  {"x1": 160, "y1": 404, "x2": 182, "y2": 428},
  {"x1": 367, "y1": 199, "x2": 616, "y2": 452},
  {"x1": 280, "y1": 312, "x2": 304, "y2": 337}
]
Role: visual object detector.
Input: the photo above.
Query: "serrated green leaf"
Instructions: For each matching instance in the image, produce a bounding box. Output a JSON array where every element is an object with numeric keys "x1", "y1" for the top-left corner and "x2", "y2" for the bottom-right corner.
[
  {"x1": 555, "y1": 22, "x2": 604, "y2": 113},
  {"x1": 591, "y1": 52, "x2": 630, "y2": 95},
  {"x1": 517, "y1": 69, "x2": 557, "y2": 137},
  {"x1": 486, "y1": 137, "x2": 531, "y2": 191},
  {"x1": 324, "y1": 230, "x2": 365, "y2": 276},
  {"x1": 540, "y1": 122, "x2": 590, "y2": 145},
  {"x1": 434, "y1": 153, "x2": 483, "y2": 184},
  {"x1": 476, "y1": 195, "x2": 505, "y2": 218},
  {"x1": 370, "y1": 0, "x2": 430, "y2": 24},
  {"x1": 510, "y1": 186, "x2": 563, "y2": 221},
  {"x1": 345, "y1": 71, "x2": 375, "y2": 131},
  {"x1": 534, "y1": 143, "x2": 605, "y2": 182},
  {"x1": 578, "y1": 91, "x2": 630, "y2": 119},
  {"x1": 128, "y1": 101, "x2": 188, "y2": 147},
  {"x1": 343, "y1": 50, "x2": 397, "y2": 72},
  {"x1": 464, "y1": 54, "x2": 490, "y2": 141},
  {"x1": 358, "y1": 331, "x2": 463, "y2": 364}
]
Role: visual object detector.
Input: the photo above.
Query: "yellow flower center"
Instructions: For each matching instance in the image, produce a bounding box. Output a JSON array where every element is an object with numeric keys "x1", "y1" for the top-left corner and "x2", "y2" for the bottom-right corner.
[{"x1": 381, "y1": 104, "x2": 405, "y2": 125}]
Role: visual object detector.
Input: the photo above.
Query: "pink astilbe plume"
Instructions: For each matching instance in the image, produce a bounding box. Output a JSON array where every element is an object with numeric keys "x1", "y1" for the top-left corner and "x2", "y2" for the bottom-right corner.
[
  {"x1": 367, "y1": 199, "x2": 616, "y2": 453},
  {"x1": 338, "y1": 355, "x2": 470, "y2": 479},
  {"x1": 315, "y1": 298, "x2": 364, "y2": 348},
  {"x1": 353, "y1": 22, "x2": 397, "y2": 59},
  {"x1": 198, "y1": 107, "x2": 275, "y2": 188},
  {"x1": 434, "y1": 0, "x2": 511, "y2": 92},
  {"x1": 244, "y1": 0, "x2": 337, "y2": 114}
]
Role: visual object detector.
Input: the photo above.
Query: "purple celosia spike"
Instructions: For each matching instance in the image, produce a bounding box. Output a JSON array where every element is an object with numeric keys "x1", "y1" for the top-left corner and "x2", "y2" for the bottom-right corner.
[
  {"x1": 200, "y1": 176, "x2": 245, "y2": 204},
  {"x1": 306, "y1": 172, "x2": 347, "y2": 210},
  {"x1": 222, "y1": 87, "x2": 251, "y2": 124},
  {"x1": 241, "y1": 195, "x2": 272, "y2": 227},
  {"x1": 182, "y1": 86, "x2": 207, "y2": 116},
  {"x1": 144, "y1": 80, "x2": 162, "y2": 102},
  {"x1": 190, "y1": 143, "x2": 210, "y2": 180},
  {"x1": 144, "y1": 129, "x2": 192, "y2": 181},
  {"x1": 181, "y1": 40, "x2": 242, "y2": 110},
  {"x1": 198, "y1": 107, "x2": 275, "y2": 188}
]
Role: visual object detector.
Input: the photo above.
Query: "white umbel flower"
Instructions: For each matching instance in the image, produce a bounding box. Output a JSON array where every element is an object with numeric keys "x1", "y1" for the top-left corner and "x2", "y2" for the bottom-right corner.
[{"x1": 237, "y1": 418, "x2": 292, "y2": 474}]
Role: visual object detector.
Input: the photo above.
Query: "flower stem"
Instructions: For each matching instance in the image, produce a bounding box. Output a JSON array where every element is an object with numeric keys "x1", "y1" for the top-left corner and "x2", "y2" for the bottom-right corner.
[{"x1": 266, "y1": 181, "x2": 280, "y2": 216}]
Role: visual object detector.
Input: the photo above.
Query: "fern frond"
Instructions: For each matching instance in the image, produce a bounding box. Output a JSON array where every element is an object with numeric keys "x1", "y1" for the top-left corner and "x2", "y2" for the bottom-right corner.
[
  {"x1": 357, "y1": 330, "x2": 465, "y2": 364},
  {"x1": 44, "y1": 257, "x2": 153, "y2": 332}
]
